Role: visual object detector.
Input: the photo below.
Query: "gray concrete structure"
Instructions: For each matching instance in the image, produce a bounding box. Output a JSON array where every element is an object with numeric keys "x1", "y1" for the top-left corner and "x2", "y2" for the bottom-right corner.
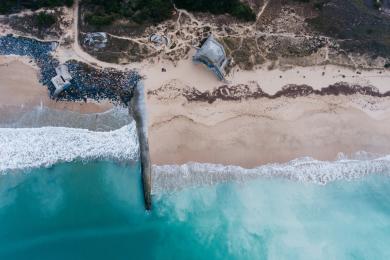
[
  {"x1": 130, "y1": 82, "x2": 152, "y2": 210},
  {"x1": 84, "y1": 32, "x2": 108, "y2": 49},
  {"x1": 193, "y1": 35, "x2": 228, "y2": 80},
  {"x1": 51, "y1": 64, "x2": 72, "y2": 96}
]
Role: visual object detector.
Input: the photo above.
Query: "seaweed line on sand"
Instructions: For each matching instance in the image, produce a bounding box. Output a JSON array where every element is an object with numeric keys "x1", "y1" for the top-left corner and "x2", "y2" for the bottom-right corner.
[{"x1": 148, "y1": 83, "x2": 390, "y2": 104}]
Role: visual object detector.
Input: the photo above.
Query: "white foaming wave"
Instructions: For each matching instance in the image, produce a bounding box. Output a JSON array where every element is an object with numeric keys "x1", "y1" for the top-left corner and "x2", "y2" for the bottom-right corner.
[
  {"x1": 0, "y1": 123, "x2": 139, "y2": 174},
  {"x1": 152, "y1": 154, "x2": 390, "y2": 194}
]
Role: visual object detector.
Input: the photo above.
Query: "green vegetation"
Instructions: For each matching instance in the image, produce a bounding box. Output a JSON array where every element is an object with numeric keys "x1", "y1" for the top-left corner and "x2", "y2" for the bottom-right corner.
[
  {"x1": 306, "y1": 0, "x2": 390, "y2": 57},
  {"x1": 36, "y1": 12, "x2": 56, "y2": 28},
  {"x1": 82, "y1": 0, "x2": 255, "y2": 28},
  {"x1": 290, "y1": 0, "x2": 327, "y2": 9},
  {"x1": 174, "y1": 0, "x2": 256, "y2": 21},
  {"x1": 0, "y1": 0, "x2": 73, "y2": 14},
  {"x1": 82, "y1": 0, "x2": 172, "y2": 27}
]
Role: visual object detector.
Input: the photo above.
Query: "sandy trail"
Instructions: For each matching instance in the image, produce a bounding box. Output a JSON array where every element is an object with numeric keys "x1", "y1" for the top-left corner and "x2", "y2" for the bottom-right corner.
[
  {"x1": 256, "y1": 0, "x2": 269, "y2": 22},
  {"x1": 2, "y1": 1, "x2": 390, "y2": 167}
]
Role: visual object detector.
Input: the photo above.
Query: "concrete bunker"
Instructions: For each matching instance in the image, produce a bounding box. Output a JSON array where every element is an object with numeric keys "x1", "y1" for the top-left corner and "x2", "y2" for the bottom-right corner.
[{"x1": 193, "y1": 35, "x2": 228, "y2": 80}]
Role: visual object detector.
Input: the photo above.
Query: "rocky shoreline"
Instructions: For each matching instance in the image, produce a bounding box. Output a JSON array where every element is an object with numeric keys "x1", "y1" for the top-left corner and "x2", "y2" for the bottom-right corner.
[{"x1": 0, "y1": 35, "x2": 140, "y2": 105}]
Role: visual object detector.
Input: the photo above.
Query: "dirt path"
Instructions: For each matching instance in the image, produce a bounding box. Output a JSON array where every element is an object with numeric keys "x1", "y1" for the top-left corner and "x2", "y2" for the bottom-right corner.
[{"x1": 256, "y1": 0, "x2": 269, "y2": 22}]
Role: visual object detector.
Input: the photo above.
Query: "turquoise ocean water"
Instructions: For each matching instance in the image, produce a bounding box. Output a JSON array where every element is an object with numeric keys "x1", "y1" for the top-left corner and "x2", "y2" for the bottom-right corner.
[{"x1": 0, "y1": 161, "x2": 389, "y2": 260}]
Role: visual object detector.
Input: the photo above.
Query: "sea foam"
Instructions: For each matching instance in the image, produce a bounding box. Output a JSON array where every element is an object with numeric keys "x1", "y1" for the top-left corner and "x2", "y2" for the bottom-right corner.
[
  {"x1": 152, "y1": 155, "x2": 390, "y2": 193},
  {"x1": 0, "y1": 123, "x2": 139, "y2": 173},
  {"x1": 1, "y1": 123, "x2": 389, "y2": 190}
]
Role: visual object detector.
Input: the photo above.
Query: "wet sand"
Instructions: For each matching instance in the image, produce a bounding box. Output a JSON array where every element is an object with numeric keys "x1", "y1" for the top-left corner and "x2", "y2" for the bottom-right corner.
[
  {"x1": 148, "y1": 94, "x2": 390, "y2": 167},
  {"x1": 2, "y1": 55, "x2": 390, "y2": 167},
  {"x1": 143, "y1": 54, "x2": 390, "y2": 167}
]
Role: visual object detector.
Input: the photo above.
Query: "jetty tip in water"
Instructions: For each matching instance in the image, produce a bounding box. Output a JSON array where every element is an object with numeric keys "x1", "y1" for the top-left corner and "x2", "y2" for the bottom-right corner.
[{"x1": 130, "y1": 82, "x2": 152, "y2": 210}]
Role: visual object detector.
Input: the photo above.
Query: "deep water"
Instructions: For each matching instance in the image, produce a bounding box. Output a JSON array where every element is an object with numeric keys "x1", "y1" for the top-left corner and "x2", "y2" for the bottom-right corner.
[{"x1": 0, "y1": 161, "x2": 389, "y2": 259}]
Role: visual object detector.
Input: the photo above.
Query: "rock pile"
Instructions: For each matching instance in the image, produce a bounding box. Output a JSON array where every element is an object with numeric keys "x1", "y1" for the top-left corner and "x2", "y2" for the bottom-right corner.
[{"x1": 0, "y1": 35, "x2": 141, "y2": 105}]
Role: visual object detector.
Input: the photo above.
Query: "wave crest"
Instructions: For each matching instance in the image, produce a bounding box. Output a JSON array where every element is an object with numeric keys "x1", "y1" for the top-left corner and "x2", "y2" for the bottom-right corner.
[
  {"x1": 0, "y1": 123, "x2": 139, "y2": 173},
  {"x1": 152, "y1": 154, "x2": 390, "y2": 194}
]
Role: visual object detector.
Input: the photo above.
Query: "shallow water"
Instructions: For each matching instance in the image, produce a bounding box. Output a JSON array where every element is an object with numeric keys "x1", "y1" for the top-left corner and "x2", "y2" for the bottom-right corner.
[
  {"x1": 1, "y1": 161, "x2": 389, "y2": 259},
  {"x1": 0, "y1": 106, "x2": 132, "y2": 131}
]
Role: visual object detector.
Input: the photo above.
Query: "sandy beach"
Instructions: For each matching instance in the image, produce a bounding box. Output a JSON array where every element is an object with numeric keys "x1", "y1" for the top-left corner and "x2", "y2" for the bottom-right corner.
[
  {"x1": 1, "y1": 52, "x2": 390, "y2": 167},
  {"x1": 142, "y1": 50, "x2": 390, "y2": 94},
  {"x1": 0, "y1": 56, "x2": 113, "y2": 114},
  {"x1": 143, "y1": 55, "x2": 390, "y2": 167},
  {"x1": 148, "y1": 94, "x2": 390, "y2": 167}
]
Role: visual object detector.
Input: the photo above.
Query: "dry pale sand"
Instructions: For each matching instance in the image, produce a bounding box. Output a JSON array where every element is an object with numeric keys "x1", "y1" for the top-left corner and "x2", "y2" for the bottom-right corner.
[
  {"x1": 148, "y1": 94, "x2": 390, "y2": 167},
  {"x1": 142, "y1": 50, "x2": 390, "y2": 94},
  {"x1": 144, "y1": 54, "x2": 390, "y2": 167},
  {"x1": 2, "y1": 53, "x2": 390, "y2": 167},
  {"x1": 0, "y1": 56, "x2": 113, "y2": 114}
]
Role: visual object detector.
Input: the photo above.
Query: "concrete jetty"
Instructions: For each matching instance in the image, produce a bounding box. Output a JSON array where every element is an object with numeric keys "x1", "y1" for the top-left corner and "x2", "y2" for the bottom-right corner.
[{"x1": 130, "y1": 82, "x2": 152, "y2": 210}]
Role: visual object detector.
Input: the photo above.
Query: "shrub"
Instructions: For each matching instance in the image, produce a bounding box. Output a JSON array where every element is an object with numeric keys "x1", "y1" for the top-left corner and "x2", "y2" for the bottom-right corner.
[
  {"x1": 36, "y1": 12, "x2": 56, "y2": 28},
  {"x1": 86, "y1": 14, "x2": 114, "y2": 27},
  {"x1": 231, "y1": 4, "x2": 256, "y2": 21},
  {"x1": 174, "y1": 0, "x2": 256, "y2": 21}
]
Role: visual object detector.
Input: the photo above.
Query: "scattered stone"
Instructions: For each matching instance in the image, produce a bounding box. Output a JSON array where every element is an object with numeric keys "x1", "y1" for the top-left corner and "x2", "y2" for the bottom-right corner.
[{"x1": 0, "y1": 35, "x2": 140, "y2": 105}]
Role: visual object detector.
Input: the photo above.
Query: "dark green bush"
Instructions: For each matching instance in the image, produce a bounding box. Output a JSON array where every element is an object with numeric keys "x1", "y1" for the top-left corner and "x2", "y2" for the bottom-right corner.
[
  {"x1": 82, "y1": 0, "x2": 255, "y2": 27},
  {"x1": 83, "y1": 0, "x2": 173, "y2": 25},
  {"x1": 86, "y1": 14, "x2": 114, "y2": 27},
  {"x1": 173, "y1": 0, "x2": 256, "y2": 21},
  {"x1": 36, "y1": 12, "x2": 56, "y2": 28}
]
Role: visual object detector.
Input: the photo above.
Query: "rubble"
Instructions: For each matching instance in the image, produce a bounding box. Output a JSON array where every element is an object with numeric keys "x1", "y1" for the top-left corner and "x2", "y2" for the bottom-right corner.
[
  {"x1": 83, "y1": 32, "x2": 108, "y2": 49},
  {"x1": 0, "y1": 35, "x2": 141, "y2": 105}
]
